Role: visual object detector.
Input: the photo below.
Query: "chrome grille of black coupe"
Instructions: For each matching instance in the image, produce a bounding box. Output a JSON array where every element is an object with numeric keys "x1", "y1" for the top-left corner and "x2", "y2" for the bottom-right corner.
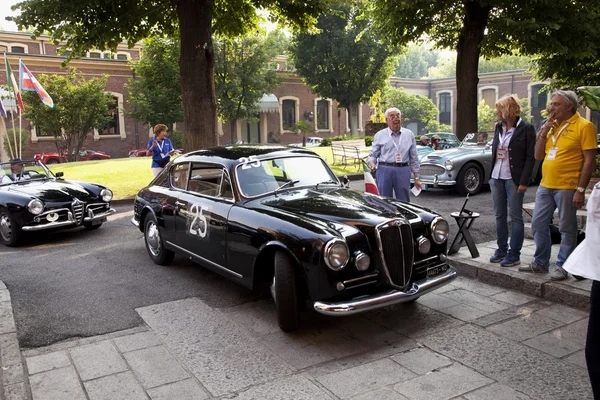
[
  {"x1": 419, "y1": 165, "x2": 446, "y2": 176},
  {"x1": 72, "y1": 200, "x2": 84, "y2": 225},
  {"x1": 375, "y1": 219, "x2": 414, "y2": 288}
]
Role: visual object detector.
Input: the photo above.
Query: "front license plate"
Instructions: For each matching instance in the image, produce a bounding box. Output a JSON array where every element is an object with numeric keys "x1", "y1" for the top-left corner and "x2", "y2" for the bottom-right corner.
[
  {"x1": 91, "y1": 217, "x2": 106, "y2": 226},
  {"x1": 427, "y1": 264, "x2": 448, "y2": 278}
]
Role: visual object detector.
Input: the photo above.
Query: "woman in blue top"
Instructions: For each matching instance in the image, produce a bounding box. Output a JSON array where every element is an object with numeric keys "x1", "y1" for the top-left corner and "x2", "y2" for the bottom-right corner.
[{"x1": 147, "y1": 124, "x2": 175, "y2": 177}]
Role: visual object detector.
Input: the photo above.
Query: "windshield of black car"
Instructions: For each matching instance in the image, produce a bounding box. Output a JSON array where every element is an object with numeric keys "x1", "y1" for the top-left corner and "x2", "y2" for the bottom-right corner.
[
  {"x1": 236, "y1": 155, "x2": 338, "y2": 197},
  {"x1": 0, "y1": 161, "x2": 51, "y2": 185}
]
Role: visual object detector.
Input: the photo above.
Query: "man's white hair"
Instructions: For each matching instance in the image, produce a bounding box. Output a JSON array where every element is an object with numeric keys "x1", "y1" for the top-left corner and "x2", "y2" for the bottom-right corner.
[{"x1": 384, "y1": 107, "x2": 402, "y2": 119}]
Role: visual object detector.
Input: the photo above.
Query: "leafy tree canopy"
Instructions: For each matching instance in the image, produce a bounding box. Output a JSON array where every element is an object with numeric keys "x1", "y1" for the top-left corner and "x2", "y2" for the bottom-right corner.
[
  {"x1": 11, "y1": 0, "x2": 329, "y2": 150},
  {"x1": 290, "y1": 4, "x2": 398, "y2": 135},
  {"x1": 22, "y1": 68, "x2": 114, "y2": 161},
  {"x1": 214, "y1": 32, "x2": 282, "y2": 142},
  {"x1": 370, "y1": 85, "x2": 446, "y2": 133},
  {"x1": 428, "y1": 53, "x2": 532, "y2": 79},
  {"x1": 372, "y1": 0, "x2": 600, "y2": 137},
  {"x1": 127, "y1": 36, "x2": 183, "y2": 128},
  {"x1": 394, "y1": 45, "x2": 438, "y2": 79}
]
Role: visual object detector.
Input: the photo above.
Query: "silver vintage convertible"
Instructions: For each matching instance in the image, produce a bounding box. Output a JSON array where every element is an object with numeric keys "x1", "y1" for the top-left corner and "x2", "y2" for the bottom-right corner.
[{"x1": 413, "y1": 133, "x2": 542, "y2": 195}]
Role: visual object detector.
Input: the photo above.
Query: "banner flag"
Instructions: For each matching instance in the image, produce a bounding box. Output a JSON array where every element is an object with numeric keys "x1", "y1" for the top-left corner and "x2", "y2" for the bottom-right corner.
[
  {"x1": 363, "y1": 161, "x2": 379, "y2": 195},
  {"x1": 19, "y1": 60, "x2": 54, "y2": 108},
  {"x1": 4, "y1": 54, "x2": 24, "y2": 112}
]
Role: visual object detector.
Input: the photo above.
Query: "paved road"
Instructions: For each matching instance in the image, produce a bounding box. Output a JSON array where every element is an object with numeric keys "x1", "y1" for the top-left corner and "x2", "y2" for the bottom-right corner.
[
  {"x1": 0, "y1": 205, "x2": 261, "y2": 348},
  {"x1": 0, "y1": 185, "x2": 537, "y2": 349}
]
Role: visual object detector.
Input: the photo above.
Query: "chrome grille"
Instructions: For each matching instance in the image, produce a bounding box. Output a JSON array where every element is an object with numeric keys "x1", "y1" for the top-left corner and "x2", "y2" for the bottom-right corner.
[
  {"x1": 419, "y1": 165, "x2": 445, "y2": 176},
  {"x1": 72, "y1": 200, "x2": 84, "y2": 225},
  {"x1": 375, "y1": 219, "x2": 414, "y2": 288}
]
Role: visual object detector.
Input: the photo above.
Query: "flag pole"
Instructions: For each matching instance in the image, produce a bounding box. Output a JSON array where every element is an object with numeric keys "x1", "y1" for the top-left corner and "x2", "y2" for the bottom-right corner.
[
  {"x1": 18, "y1": 58, "x2": 22, "y2": 158},
  {"x1": 6, "y1": 110, "x2": 15, "y2": 159},
  {"x1": 18, "y1": 111, "x2": 22, "y2": 158}
]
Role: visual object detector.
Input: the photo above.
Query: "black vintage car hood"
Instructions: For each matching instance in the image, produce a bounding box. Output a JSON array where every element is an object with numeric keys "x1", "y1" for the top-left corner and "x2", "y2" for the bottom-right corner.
[
  {"x1": 259, "y1": 187, "x2": 425, "y2": 224},
  {"x1": 6, "y1": 180, "x2": 96, "y2": 203}
]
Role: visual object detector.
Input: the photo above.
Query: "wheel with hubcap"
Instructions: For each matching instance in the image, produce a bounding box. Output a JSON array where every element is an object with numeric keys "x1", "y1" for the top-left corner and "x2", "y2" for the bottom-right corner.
[
  {"x1": 456, "y1": 162, "x2": 483, "y2": 195},
  {"x1": 0, "y1": 208, "x2": 22, "y2": 247},
  {"x1": 144, "y1": 214, "x2": 174, "y2": 265},
  {"x1": 272, "y1": 251, "x2": 300, "y2": 332}
]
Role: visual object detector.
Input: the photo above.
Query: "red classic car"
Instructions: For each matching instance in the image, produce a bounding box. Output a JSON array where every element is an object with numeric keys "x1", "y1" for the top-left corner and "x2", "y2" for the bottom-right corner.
[
  {"x1": 129, "y1": 148, "x2": 184, "y2": 157},
  {"x1": 34, "y1": 150, "x2": 111, "y2": 164}
]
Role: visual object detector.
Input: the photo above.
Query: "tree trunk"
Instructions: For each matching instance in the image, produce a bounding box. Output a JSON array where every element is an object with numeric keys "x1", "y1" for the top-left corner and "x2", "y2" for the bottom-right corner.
[
  {"x1": 230, "y1": 119, "x2": 237, "y2": 144},
  {"x1": 455, "y1": 1, "x2": 491, "y2": 140},
  {"x1": 348, "y1": 102, "x2": 359, "y2": 136},
  {"x1": 177, "y1": 0, "x2": 218, "y2": 151}
]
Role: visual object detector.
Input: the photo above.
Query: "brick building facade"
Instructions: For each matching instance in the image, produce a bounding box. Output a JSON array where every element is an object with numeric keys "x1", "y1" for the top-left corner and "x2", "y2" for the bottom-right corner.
[{"x1": 2, "y1": 30, "x2": 599, "y2": 162}]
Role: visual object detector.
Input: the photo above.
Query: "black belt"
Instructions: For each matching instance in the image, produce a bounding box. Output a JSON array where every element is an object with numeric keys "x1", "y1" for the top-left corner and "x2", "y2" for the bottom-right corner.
[{"x1": 379, "y1": 162, "x2": 409, "y2": 167}]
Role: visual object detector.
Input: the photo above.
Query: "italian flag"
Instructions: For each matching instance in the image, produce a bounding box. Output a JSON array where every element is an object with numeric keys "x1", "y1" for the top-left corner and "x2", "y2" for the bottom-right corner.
[
  {"x1": 363, "y1": 161, "x2": 379, "y2": 194},
  {"x1": 4, "y1": 53, "x2": 24, "y2": 112}
]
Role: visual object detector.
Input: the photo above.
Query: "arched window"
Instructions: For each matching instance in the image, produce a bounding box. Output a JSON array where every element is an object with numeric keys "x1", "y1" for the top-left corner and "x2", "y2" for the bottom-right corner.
[
  {"x1": 530, "y1": 83, "x2": 548, "y2": 129},
  {"x1": 282, "y1": 99, "x2": 296, "y2": 130},
  {"x1": 439, "y1": 93, "x2": 452, "y2": 125},
  {"x1": 11, "y1": 46, "x2": 25, "y2": 54},
  {"x1": 316, "y1": 100, "x2": 329, "y2": 130},
  {"x1": 98, "y1": 97, "x2": 120, "y2": 135}
]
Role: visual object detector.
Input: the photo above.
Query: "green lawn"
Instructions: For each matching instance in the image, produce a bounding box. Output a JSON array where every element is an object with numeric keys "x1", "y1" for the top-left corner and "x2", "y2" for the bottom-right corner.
[{"x1": 50, "y1": 146, "x2": 369, "y2": 200}]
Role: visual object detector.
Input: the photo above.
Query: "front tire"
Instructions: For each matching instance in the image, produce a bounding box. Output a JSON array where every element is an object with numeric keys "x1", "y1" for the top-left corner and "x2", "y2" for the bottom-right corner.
[
  {"x1": 273, "y1": 251, "x2": 299, "y2": 332},
  {"x1": 456, "y1": 162, "x2": 483, "y2": 195},
  {"x1": 45, "y1": 159, "x2": 59, "y2": 165},
  {"x1": 0, "y1": 208, "x2": 22, "y2": 247},
  {"x1": 144, "y1": 214, "x2": 174, "y2": 265}
]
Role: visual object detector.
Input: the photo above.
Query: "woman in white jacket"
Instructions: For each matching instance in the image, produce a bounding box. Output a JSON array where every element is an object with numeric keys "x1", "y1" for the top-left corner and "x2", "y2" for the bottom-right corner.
[{"x1": 563, "y1": 182, "x2": 600, "y2": 399}]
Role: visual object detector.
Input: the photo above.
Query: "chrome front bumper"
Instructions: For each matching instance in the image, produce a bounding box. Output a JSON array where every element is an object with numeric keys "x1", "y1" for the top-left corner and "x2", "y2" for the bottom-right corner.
[
  {"x1": 22, "y1": 208, "x2": 116, "y2": 231},
  {"x1": 313, "y1": 266, "x2": 457, "y2": 316},
  {"x1": 410, "y1": 178, "x2": 457, "y2": 187}
]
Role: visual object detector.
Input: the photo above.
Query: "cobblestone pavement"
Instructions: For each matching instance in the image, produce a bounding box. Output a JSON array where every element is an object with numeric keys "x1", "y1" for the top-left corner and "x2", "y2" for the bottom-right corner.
[{"x1": 13, "y1": 274, "x2": 592, "y2": 400}]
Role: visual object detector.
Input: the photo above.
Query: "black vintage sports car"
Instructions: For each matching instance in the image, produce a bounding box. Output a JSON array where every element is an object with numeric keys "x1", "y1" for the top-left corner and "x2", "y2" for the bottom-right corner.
[
  {"x1": 0, "y1": 159, "x2": 116, "y2": 246},
  {"x1": 132, "y1": 145, "x2": 456, "y2": 331}
]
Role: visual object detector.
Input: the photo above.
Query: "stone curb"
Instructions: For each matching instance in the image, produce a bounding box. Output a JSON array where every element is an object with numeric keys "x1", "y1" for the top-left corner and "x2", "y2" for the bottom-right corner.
[
  {"x1": 448, "y1": 256, "x2": 591, "y2": 312},
  {"x1": 0, "y1": 281, "x2": 31, "y2": 400}
]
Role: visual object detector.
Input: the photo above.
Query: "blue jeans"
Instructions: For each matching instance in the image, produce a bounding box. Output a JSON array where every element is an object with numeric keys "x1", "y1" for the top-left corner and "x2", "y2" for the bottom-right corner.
[
  {"x1": 531, "y1": 185, "x2": 578, "y2": 268},
  {"x1": 490, "y1": 178, "x2": 525, "y2": 257}
]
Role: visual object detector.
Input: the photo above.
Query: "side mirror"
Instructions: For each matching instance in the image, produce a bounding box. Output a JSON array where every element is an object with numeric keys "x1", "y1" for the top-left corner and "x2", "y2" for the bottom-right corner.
[
  {"x1": 55, "y1": 172, "x2": 64, "y2": 178},
  {"x1": 341, "y1": 175, "x2": 350, "y2": 188}
]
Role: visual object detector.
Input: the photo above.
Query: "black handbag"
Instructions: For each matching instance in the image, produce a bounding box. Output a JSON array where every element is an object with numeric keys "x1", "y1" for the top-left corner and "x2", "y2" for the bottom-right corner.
[{"x1": 155, "y1": 157, "x2": 170, "y2": 168}]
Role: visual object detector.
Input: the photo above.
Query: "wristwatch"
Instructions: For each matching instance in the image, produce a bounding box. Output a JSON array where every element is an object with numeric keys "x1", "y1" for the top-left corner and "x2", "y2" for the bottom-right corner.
[{"x1": 576, "y1": 186, "x2": 586, "y2": 193}]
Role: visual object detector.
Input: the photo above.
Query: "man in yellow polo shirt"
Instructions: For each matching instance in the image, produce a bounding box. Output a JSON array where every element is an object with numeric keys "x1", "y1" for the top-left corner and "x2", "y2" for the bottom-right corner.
[{"x1": 519, "y1": 90, "x2": 597, "y2": 280}]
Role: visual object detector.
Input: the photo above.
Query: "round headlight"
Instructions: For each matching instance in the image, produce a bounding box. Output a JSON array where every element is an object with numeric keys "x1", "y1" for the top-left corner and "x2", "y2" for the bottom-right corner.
[
  {"x1": 417, "y1": 236, "x2": 431, "y2": 254},
  {"x1": 354, "y1": 251, "x2": 370, "y2": 271},
  {"x1": 431, "y1": 217, "x2": 450, "y2": 244},
  {"x1": 28, "y1": 199, "x2": 44, "y2": 215},
  {"x1": 445, "y1": 160, "x2": 454, "y2": 171},
  {"x1": 100, "y1": 188, "x2": 113, "y2": 202},
  {"x1": 324, "y1": 239, "x2": 350, "y2": 271}
]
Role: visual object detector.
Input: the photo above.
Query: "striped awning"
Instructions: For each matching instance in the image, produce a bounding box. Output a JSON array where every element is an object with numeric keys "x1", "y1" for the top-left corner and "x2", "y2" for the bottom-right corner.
[{"x1": 259, "y1": 93, "x2": 279, "y2": 113}]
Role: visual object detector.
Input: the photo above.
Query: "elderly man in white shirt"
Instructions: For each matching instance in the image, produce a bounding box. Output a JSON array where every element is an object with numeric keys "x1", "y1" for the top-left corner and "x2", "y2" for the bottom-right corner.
[{"x1": 366, "y1": 107, "x2": 422, "y2": 201}]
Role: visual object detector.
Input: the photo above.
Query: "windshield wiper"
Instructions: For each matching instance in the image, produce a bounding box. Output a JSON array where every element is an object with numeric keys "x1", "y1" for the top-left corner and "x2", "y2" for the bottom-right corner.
[
  {"x1": 274, "y1": 179, "x2": 299, "y2": 196},
  {"x1": 315, "y1": 179, "x2": 339, "y2": 189}
]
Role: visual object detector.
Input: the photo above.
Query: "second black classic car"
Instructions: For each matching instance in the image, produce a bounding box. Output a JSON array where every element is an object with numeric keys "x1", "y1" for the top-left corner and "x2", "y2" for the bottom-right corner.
[
  {"x1": 132, "y1": 145, "x2": 456, "y2": 331},
  {"x1": 0, "y1": 159, "x2": 116, "y2": 246}
]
